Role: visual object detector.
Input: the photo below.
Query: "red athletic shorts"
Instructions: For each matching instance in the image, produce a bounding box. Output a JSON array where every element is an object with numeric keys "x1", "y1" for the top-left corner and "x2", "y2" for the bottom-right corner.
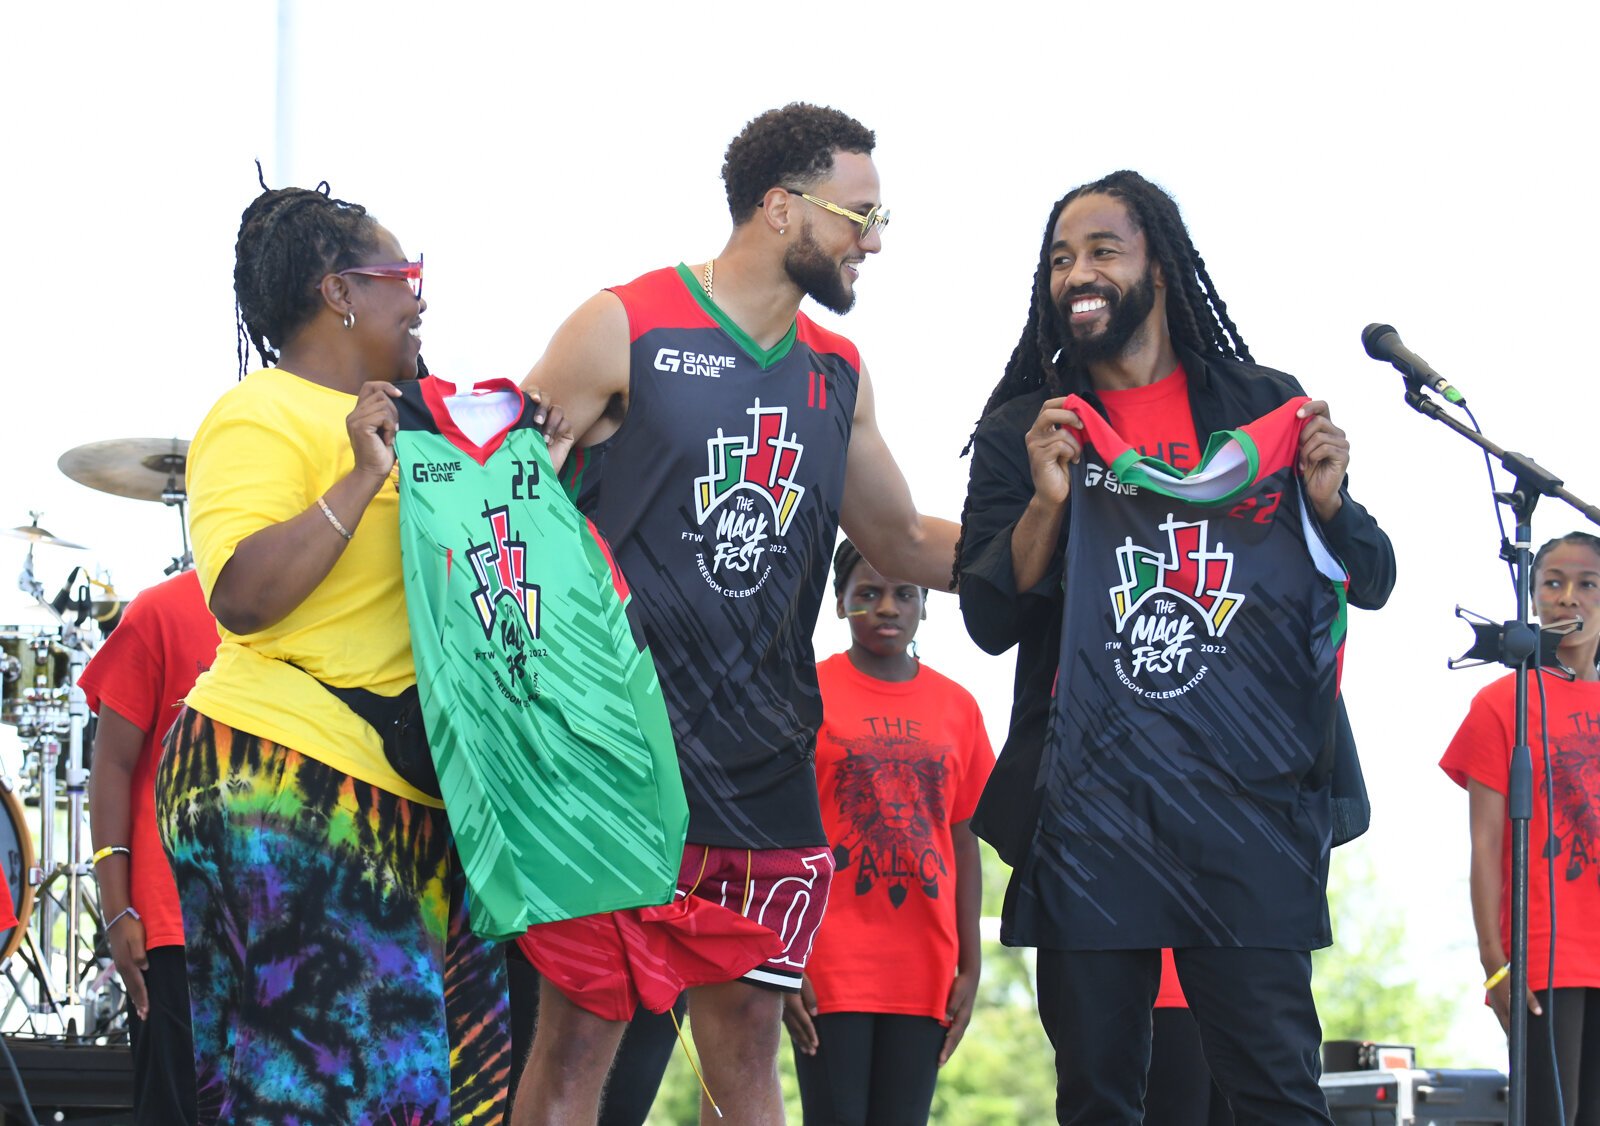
[{"x1": 517, "y1": 843, "x2": 835, "y2": 1021}]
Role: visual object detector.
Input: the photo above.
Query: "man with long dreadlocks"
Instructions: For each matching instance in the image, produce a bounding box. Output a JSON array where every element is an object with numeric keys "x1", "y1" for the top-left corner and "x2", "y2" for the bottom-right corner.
[{"x1": 957, "y1": 171, "x2": 1395, "y2": 1124}]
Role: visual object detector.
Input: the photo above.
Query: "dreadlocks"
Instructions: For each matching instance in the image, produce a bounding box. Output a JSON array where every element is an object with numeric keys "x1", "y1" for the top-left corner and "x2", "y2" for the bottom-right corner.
[
  {"x1": 966, "y1": 171, "x2": 1253, "y2": 447},
  {"x1": 953, "y1": 172, "x2": 1254, "y2": 591},
  {"x1": 232, "y1": 162, "x2": 380, "y2": 377}
]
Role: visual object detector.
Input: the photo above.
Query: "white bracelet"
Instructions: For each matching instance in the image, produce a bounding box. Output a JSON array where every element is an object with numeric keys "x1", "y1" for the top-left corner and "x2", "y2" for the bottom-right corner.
[{"x1": 316, "y1": 496, "x2": 354, "y2": 540}]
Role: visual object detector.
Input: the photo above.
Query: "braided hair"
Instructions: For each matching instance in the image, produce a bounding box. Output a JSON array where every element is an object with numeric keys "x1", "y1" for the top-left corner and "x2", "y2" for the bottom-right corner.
[
  {"x1": 1534, "y1": 531, "x2": 1600, "y2": 669},
  {"x1": 832, "y1": 538, "x2": 866, "y2": 598},
  {"x1": 1533, "y1": 530, "x2": 1600, "y2": 575},
  {"x1": 951, "y1": 172, "x2": 1255, "y2": 591},
  {"x1": 966, "y1": 171, "x2": 1252, "y2": 447},
  {"x1": 832, "y1": 538, "x2": 928, "y2": 603},
  {"x1": 232, "y1": 162, "x2": 380, "y2": 377}
]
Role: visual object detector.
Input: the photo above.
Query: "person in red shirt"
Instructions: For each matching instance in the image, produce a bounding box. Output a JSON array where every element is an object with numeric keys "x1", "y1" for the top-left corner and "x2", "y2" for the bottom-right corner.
[
  {"x1": 1149, "y1": 950, "x2": 1234, "y2": 1125},
  {"x1": 81, "y1": 568, "x2": 219, "y2": 1126},
  {"x1": 1441, "y1": 530, "x2": 1600, "y2": 1126},
  {"x1": 782, "y1": 539, "x2": 992, "y2": 1125}
]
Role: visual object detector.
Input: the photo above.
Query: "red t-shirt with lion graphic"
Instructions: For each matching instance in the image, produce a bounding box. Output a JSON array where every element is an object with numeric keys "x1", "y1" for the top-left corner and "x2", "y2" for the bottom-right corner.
[
  {"x1": 806, "y1": 652, "x2": 994, "y2": 1019},
  {"x1": 1440, "y1": 672, "x2": 1600, "y2": 993}
]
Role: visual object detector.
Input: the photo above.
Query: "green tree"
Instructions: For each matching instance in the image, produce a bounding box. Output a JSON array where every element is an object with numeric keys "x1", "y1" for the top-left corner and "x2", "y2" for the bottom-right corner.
[{"x1": 1312, "y1": 845, "x2": 1455, "y2": 1062}]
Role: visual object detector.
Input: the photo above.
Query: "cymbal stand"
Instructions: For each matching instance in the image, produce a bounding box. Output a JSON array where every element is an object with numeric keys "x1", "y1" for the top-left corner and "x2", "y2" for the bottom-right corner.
[
  {"x1": 18, "y1": 636, "x2": 102, "y2": 1038},
  {"x1": 161, "y1": 464, "x2": 192, "y2": 576},
  {"x1": 163, "y1": 498, "x2": 192, "y2": 576},
  {"x1": 16, "y1": 544, "x2": 45, "y2": 604}
]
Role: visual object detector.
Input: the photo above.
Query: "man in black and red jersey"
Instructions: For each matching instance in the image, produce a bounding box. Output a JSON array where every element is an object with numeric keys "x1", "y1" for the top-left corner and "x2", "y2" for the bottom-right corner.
[
  {"x1": 957, "y1": 172, "x2": 1395, "y2": 1124},
  {"x1": 512, "y1": 104, "x2": 957, "y2": 1125}
]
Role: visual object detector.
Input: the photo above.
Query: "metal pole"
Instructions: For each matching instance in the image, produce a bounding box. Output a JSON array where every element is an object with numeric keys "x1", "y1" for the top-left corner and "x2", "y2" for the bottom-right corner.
[{"x1": 273, "y1": 0, "x2": 296, "y2": 185}]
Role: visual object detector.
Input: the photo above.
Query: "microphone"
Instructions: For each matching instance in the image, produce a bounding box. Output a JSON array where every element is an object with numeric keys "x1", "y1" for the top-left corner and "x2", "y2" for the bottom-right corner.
[
  {"x1": 49, "y1": 566, "x2": 84, "y2": 621},
  {"x1": 1362, "y1": 323, "x2": 1466, "y2": 406}
]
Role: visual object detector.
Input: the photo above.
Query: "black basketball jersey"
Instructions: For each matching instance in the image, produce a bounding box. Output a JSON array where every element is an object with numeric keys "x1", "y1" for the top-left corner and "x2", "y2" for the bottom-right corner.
[
  {"x1": 568, "y1": 265, "x2": 861, "y2": 848},
  {"x1": 1010, "y1": 395, "x2": 1348, "y2": 950}
]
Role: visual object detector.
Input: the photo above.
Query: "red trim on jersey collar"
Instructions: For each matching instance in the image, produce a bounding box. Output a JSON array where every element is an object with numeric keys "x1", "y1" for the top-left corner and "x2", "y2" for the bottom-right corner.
[
  {"x1": 610, "y1": 267, "x2": 718, "y2": 344},
  {"x1": 418, "y1": 375, "x2": 530, "y2": 465}
]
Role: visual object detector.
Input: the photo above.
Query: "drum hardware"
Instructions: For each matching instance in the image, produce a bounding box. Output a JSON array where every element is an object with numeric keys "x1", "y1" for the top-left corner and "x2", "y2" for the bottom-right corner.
[
  {"x1": 58, "y1": 438, "x2": 192, "y2": 574},
  {"x1": 1, "y1": 519, "x2": 88, "y2": 553},
  {"x1": 0, "y1": 624, "x2": 115, "y2": 1042}
]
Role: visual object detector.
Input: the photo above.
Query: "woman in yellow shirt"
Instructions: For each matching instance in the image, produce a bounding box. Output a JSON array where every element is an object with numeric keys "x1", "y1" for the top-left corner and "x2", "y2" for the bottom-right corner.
[{"x1": 157, "y1": 176, "x2": 508, "y2": 1125}]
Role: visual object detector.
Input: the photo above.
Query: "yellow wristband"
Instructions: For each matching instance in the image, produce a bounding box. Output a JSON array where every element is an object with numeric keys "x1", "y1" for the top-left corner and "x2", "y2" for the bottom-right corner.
[
  {"x1": 1483, "y1": 963, "x2": 1510, "y2": 991},
  {"x1": 92, "y1": 845, "x2": 131, "y2": 866}
]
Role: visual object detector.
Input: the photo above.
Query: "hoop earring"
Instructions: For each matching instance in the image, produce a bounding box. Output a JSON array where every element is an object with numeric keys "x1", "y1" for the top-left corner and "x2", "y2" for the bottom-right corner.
[{"x1": 343, "y1": 310, "x2": 356, "y2": 330}]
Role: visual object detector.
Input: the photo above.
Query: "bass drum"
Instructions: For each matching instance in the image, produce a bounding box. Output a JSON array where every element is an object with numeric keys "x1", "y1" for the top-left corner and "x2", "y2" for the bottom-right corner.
[{"x1": 0, "y1": 777, "x2": 36, "y2": 958}]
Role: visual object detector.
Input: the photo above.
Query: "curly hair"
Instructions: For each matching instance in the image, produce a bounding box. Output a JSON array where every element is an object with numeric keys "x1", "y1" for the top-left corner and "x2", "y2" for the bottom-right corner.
[
  {"x1": 721, "y1": 103, "x2": 875, "y2": 224},
  {"x1": 232, "y1": 162, "x2": 380, "y2": 376}
]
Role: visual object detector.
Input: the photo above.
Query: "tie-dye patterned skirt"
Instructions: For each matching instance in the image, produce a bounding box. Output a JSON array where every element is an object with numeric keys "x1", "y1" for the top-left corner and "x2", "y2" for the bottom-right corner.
[{"x1": 156, "y1": 709, "x2": 510, "y2": 1126}]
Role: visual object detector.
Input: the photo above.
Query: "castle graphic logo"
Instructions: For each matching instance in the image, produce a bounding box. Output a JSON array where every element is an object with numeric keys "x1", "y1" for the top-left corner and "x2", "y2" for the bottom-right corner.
[{"x1": 1103, "y1": 515, "x2": 1243, "y2": 697}]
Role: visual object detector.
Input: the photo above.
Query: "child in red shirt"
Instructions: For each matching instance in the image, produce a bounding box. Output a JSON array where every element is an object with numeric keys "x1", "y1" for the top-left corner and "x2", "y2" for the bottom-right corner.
[
  {"x1": 1440, "y1": 531, "x2": 1600, "y2": 1126},
  {"x1": 783, "y1": 540, "x2": 993, "y2": 1125}
]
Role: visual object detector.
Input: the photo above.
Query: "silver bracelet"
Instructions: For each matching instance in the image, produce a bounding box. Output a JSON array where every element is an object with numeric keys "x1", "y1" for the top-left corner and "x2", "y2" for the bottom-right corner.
[
  {"x1": 105, "y1": 905, "x2": 142, "y2": 931},
  {"x1": 316, "y1": 495, "x2": 354, "y2": 540}
]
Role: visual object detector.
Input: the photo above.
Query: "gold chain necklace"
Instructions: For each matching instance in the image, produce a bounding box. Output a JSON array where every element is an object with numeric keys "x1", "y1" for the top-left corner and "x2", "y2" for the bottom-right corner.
[{"x1": 702, "y1": 259, "x2": 714, "y2": 299}]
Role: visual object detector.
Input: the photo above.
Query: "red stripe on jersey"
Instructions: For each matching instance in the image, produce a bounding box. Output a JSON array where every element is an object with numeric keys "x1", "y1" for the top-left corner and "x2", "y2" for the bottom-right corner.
[
  {"x1": 608, "y1": 268, "x2": 719, "y2": 344},
  {"x1": 794, "y1": 313, "x2": 861, "y2": 373},
  {"x1": 587, "y1": 517, "x2": 631, "y2": 603}
]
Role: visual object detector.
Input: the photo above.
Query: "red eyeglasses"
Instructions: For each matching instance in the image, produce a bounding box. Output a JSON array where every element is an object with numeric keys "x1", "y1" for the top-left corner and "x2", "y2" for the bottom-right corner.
[{"x1": 336, "y1": 252, "x2": 424, "y2": 300}]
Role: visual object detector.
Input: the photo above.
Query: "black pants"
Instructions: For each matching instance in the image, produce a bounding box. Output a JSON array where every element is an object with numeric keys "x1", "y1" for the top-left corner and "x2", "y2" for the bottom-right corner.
[
  {"x1": 1528, "y1": 986, "x2": 1600, "y2": 1126},
  {"x1": 125, "y1": 945, "x2": 198, "y2": 1126},
  {"x1": 505, "y1": 944, "x2": 685, "y2": 1126},
  {"x1": 1147, "y1": 1008, "x2": 1234, "y2": 1126},
  {"x1": 1036, "y1": 947, "x2": 1331, "y2": 1126},
  {"x1": 791, "y1": 1011, "x2": 946, "y2": 1126}
]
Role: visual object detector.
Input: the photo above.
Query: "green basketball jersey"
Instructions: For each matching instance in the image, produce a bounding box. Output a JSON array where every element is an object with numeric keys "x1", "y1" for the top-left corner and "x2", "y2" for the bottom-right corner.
[{"x1": 394, "y1": 376, "x2": 687, "y2": 939}]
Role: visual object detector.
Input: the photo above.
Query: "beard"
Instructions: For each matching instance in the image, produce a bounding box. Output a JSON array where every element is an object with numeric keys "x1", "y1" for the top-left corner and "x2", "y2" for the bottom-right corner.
[
  {"x1": 783, "y1": 221, "x2": 855, "y2": 315},
  {"x1": 1058, "y1": 266, "x2": 1157, "y2": 363}
]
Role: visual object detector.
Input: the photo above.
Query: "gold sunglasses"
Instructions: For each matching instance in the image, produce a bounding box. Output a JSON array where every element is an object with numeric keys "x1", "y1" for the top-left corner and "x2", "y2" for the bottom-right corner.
[{"x1": 781, "y1": 188, "x2": 890, "y2": 242}]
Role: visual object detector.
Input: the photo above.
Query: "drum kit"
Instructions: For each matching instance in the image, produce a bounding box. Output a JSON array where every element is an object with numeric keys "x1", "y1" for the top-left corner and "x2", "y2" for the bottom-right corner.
[{"x1": 1, "y1": 438, "x2": 190, "y2": 1044}]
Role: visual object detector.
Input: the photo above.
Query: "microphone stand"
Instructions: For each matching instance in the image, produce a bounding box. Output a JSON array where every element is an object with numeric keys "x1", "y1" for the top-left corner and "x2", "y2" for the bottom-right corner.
[{"x1": 1404, "y1": 383, "x2": 1600, "y2": 1126}]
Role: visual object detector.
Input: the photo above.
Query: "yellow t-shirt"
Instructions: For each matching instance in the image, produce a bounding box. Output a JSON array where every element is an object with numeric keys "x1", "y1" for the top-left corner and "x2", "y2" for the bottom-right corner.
[{"x1": 184, "y1": 367, "x2": 441, "y2": 806}]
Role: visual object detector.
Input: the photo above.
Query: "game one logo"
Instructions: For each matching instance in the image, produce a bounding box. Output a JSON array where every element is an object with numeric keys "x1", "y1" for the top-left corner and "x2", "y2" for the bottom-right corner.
[
  {"x1": 1103, "y1": 516, "x2": 1243, "y2": 698},
  {"x1": 685, "y1": 399, "x2": 806, "y2": 596}
]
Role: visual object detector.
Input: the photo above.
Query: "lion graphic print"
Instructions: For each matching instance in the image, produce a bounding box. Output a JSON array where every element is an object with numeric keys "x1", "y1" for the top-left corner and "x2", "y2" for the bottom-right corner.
[
  {"x1": 1545, "y1": 727, "x2": 1600, "y2": 888},
  {"x1": 827, "y1": 732, "x2": 952, "y2": 907},
  {"x1": 1441, "y1": 674, "x2": 1600, "y2": 994},
  {"x1": 803, "y1": 654, "x2": 995, "y2": 1020}
]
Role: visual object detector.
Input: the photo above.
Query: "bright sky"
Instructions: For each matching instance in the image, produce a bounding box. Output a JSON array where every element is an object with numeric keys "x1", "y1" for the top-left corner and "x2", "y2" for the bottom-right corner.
[{"x1": 5, "y1": 0, "x2": 1597, "y2": 1067}]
